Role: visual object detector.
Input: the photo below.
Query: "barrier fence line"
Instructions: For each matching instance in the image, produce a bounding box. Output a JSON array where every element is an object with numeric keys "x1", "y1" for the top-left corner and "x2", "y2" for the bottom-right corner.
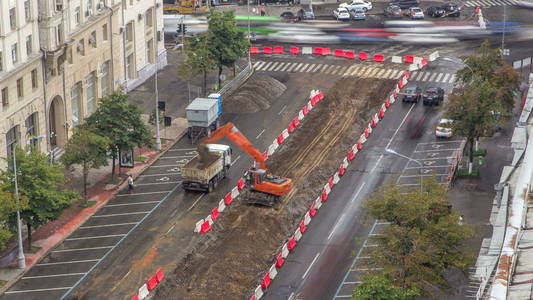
[
  {"x1": 249, "y1": 71, "x2": 413, "y2": 300},
  {"x1": 130, "y1": 268, "x2": 164, "y2": 300}
]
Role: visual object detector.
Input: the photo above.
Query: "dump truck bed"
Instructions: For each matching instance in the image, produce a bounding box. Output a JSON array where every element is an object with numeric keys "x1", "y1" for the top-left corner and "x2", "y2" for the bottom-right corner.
[{"x1": 181, "y1": 154, "x2": 223, "y2": 185}]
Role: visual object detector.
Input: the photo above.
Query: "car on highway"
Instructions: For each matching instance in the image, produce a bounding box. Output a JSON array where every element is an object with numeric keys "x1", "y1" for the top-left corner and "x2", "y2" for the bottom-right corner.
[
  {"x1": 426, "y1": 6, "x2": 446, "y2": 17},
  {"x1": 423, "y1": 87, "x2": 445, "y2": 105},
  {"x1": 384, "y1": 5, "x2": 402, "y2": 18},
  {"x1": 333, "y1": 7, "x2": 352, "y2": 20},
  {"x1": 280, "y1": 11, "x2": 300, "y2": 22},
  {"x1": 407, "y1": 7, "x2": 424, "y2": 19},
  {"x1": 442, "y1": 2, "x2": 460, "y2": 17},
  {"x1": 338, "y1": 0, "x2": 373, "y2": 11},
  {"x1": 350, "y1": 8, "x2": 367, "y2": 20},
  {"x1": 401, "y1": 86, "x2": 422, "y2": 103},
  {"x1": 436, "y1": 118, "x2": 454, "y2": 138},
  {"x1": 389, "y1": 0, "x2": 419, "y2": 9},
  {"x1": 297, "y1": 7, "x2": 315, "y2": 20}
]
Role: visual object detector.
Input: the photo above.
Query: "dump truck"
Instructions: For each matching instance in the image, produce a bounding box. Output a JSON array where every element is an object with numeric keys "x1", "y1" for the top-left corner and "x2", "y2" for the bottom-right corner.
[{"x1": 181, "y1": 144, "x2": 232, "y2": 192}]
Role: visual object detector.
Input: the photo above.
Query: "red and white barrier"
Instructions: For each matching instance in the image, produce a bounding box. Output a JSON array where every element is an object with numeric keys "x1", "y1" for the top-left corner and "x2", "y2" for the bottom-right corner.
[
  {"x1": 130, "y1": 268, "x2": 164, "y2": 300},
  {"x1": 249, "y1": 71, "x2": 413, "y2": 300},
  {"x1": 194, "y1": 89, "x2": 326, "y2": 234}
]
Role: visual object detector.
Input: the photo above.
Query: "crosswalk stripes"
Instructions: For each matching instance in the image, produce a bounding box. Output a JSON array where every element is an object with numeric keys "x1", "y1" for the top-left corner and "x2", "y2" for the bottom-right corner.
[
  {"x1": 266, "y1": 62, "x2": 279, "y2": 71},
  {"x1": 428, "y1": 73, "x2": 438, "y2": 82},
  {"x1": 273, "y1": 62, "x2": 285, "y2": 72},
  {"x1": 280, "y1": 62, "x2": 291, "y2": 72},
  {"x1": 441, "y1": 73, "x2": 450, "y2": 83},
  {"x1": 435, "y1": 73, "x2": 443, "y2": 83},
  {"x1": 463, "y1": 0, "x2": 517, "y2": 6}
]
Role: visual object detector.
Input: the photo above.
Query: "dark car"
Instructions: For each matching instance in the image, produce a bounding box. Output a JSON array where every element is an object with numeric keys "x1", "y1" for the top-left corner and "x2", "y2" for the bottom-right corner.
[
  {"x1": 426, "y1": 6, "x2": 446, "y2": 17},
  {"x1": 388, "y1": 0, "x2": 419, "y2": 9},
  {"x1": 423, "y1": 87, "x2": 445, "y2": 106},
  {"x1": 280, "y1": 11, "x2": 300, "y2": 22},
  {"x1": 384, "y1": 5, "x2": 402, "y2": 18},
  {"x1": 402, "y1": 86, "x2": 422, "y2": 103},
  {"x1": 442, "y1": 2, "x2": 460, "y2": 16},
  {"x1": 297, "y1": 7, "x2": 315, "y2": 20}
]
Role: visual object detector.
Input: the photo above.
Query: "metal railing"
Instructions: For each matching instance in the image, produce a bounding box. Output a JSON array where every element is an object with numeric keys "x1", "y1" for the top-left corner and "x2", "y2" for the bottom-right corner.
[{"x1": 218, "y1": 62, "x2": 253, "y2": 97}]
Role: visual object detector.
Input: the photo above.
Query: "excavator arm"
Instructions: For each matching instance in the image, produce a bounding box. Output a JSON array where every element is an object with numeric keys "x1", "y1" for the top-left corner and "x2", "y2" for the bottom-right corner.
[{"x1": 200, "y1": 122, "x2": 266, "y2": 170}]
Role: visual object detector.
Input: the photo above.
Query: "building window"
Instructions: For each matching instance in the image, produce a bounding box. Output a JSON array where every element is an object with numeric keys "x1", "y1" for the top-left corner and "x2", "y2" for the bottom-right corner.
[
  {"x1": 31, "y1": 69, "x2": 38, "y2": 89},
  {"x1": 89, "y1": 31, "x2": 97, "y2": 48},
  {"x1": 11, "y1": 43, "x2": 18, "y2": 64},
  {"x1": 9, "y1": 8, "x2": 16, "y2": 30},
  {"x1": 71, "y1": 83, "x2": 81, "y2": 126},
  {"x1": 86, "y1": 73, "x2": 95, "y2": 115},
  {"x1": 6, "y1": 126, "x2": 20, "y2": 162},
  {"x1": 102, "y1": 24, "x2": 108, "y2": 41},
  {"x1": 25, "y1": 113, "x2": 38, "y2": 149},
  {"x1": 75, "y1": 6, "x2": 81, "y2": 25},
  {"x1": 0, "y1": 52, "x2": 3, "y2": 72},
  {"x1": 100, "y1": 61, "x2": 110, "y2": 97},
  {"x1": 145, "y1": 8, "x2": 153, "y2": 28},
  {"x1": 126, "y1": 22, "x2": 134, "y2": 42},
  {"x1": 146, "y1": 39, "x2": 154, "y2": 64},
  {"x1": 87, "y1": 0, "x2": 93, "y2": 16},
  {"x1": 55, "y1": 0, "x2": 63, "y2": 11},
  {"x1": 26, "y1": 35, "x2": 32, "y2": 56},
  {"x1": 17, "y1": 78, "x2": 23, "y2": 98},
  {"x1": 126, "y1": 54, "x2": 135, "y2": 79},
  {"x1": 24, "y1": 0, "x2": 31, "y2": 21},
  {"x1": 57, "y1": 24, "x2": 64, "y2": 44},
  {"x1": 77, "y1": 39, "x2": 85, "y2": 56},
  {"x1": 1, "y1": 88, "x2": 8, "y2": 107}
]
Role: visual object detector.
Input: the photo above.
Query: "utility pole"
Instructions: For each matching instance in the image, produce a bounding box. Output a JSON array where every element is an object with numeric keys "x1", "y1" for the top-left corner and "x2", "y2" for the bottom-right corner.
[
  {"x1": 154, "y1": 0, "x2": 162, "y2": 151},
  {"x1": 12, "y1": 149, "x2": 25, "y2": 269},
  {"x1": 501, "y1": 4, "x2": 506, "y2": 59},
  {"x1": 247, "y1": 0, "x2": 251, "y2": 67}
]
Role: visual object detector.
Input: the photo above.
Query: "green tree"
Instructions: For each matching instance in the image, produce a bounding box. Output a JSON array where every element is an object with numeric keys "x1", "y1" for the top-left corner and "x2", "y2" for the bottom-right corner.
[
  {"x1": 0, "y1": 147, "x2": 79, "y2": 250},
  {"x1": 0, "y1": 183, "x2": 28, "y2": 250},
  {"x1": 148, "y1": 108, "x2": 164, "y2": 126},
  {"x1": 445, "y1": 80, "x2": 502, "y2": 174},
  {"x1": 207, "y1": 10, "x2": 250, "y2": 88},
  {"x1": 364, "y1": 178, "x2": 473, "y2": 293},
  {"x1": 178, "y1": 32, "x2": 216, "y2": 96},
  {"x1": 85, "y1": 92, "x2": 152, "y2": 180},
  {"x1": 61, "y1": 126, "x2": 110, "y2": 201},
  {"x1": 353, "y1": 273, "x2": 421, "y2": 300}
]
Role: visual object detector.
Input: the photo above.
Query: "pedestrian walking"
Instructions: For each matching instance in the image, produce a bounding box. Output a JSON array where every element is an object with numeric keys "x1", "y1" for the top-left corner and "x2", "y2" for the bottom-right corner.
[
  {"x1": 260, "y1": 7, "x2": 266, "y2": 16},
  {"x1": 128, "y1": 175, "x2": 134, "y2": 192}
]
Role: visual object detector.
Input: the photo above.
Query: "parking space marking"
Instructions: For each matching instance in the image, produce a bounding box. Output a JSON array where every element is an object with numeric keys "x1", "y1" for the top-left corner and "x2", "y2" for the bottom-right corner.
[
  {"x1": 135, "y1": 181, "x2": 181, "y2": 186},
  {"x1": 416, "y1": 140, "x2": 463, "y2": 145},
  {"x1": 4, "y1": 287, "x2": 73, "y2": 294},
  {"x1": 65, "y1": 234, "x2": 126, "y2": 241},
  {"x1": 22, "y1": 273, "x2": 86, "y2": 280},
  {"x1": 158, "y1": 155, "x2": 195, "y2": 159},
  {"x1": 92, "y1": 212, "x2": 150, "y2": 218},
  {"x1": 399, "y1": 173, "x2": 448, "y2": 178},
  {"x1": 36, "y1": 259, "x2": 100, "y2": 266},
  {"x1": 138, "y1": 173, "x2": 180, "y2": 177},
  {"x1": 79, "y1": 222, "x2": 138, "y2": 229},
  {"x1": 52, "y1": 246, "x2": 114, "y2": 253},
  {"x1": 414, "y1": 148, "x2": 461, "y2": 153},
  {"x1": 405, "y1": 165, "x2": 450, "y2": 169},
  {"x1": 116, "y1": 191, "x2": 171, "y2": 197},
  {"x1": 148, "y1": 164, "x2": 181, "y2": 168},
  {"x1": 105, "y1": 201, "x2": 160, "y2": 207}
]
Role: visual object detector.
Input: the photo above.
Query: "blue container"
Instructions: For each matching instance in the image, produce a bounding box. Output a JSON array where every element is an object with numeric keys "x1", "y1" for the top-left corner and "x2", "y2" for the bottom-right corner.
[{"x1": 208, "y1": 93, "x2": 223, "y2": 116}]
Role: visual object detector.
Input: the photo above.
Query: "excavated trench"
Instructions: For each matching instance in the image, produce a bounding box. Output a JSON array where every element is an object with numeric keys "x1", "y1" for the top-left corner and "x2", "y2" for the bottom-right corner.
[{"x1": 154, "y1": 77, "x2": 397, "y2": 299}]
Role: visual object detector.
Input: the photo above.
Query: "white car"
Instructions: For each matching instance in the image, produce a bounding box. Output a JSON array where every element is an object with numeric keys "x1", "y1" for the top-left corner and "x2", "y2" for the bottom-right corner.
[
  {"x1": 407, "y1": 7, "x2": 424, "y2": 19},
  {"x1": 339, "y1": 0, "x2": 373, "y2": 11},
  {"x1": 333, "y1": 7, "x2": 351, "y2": 20},
  {"x1": 436, "y1": 118, "x2": 453, "y2": 138}
]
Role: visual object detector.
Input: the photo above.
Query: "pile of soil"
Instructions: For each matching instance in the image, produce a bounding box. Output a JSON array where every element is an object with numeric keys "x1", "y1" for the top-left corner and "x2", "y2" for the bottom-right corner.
[
  {"x1": 223, "y1": 74, "x2": 287, "y2": 114},
  {"x1": 154, "y1": 77, "x2": 396, "y2": 300}
]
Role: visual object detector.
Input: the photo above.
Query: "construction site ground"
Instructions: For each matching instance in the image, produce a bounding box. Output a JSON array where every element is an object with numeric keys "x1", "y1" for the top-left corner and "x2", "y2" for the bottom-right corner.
[{"x1": 154, "y1": 76, "x2": 396, "y2": 299}]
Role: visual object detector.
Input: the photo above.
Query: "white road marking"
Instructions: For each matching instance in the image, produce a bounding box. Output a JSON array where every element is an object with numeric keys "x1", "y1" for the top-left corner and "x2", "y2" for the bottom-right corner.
[
  {"x1": 267, "y1": 62, "x2": 280, "y2": 71},
  {"x1": 52, "y1": 246, "x2": 114, "y2": 252},
  {"x1": 231, "y1": 155, "x2": 241, "y2": 166},
  {"x1": 166, "y1": 224, "x2": 176, "y2": 234},
  {"x1": 158, "y1": 155, "x2": 195, "y2": 159},
  {"x1": 435, "y1": 73, "x2": 443, "y2": 82},
  {"x1": 414, "y1": 148, "x2": 461, "y2": 153},
  {"x1": 65, "y1": 234, "x2": 126, "y2": 241},
  {"x1": 80, "y1": 222, "x2": 138, "y2": 229},
  {"x1": 450, "y1": 74, "x2": 456, "y2": 82},
  {"x1": 92, "y1": 212, "x2": 150, "y2": 218},
  {"x1": 405, "y1": 165, "x2": 450, "y2": 169},
  {"x1": 187, "y1": 194, "x2": 206, "y2": 212},
  {"x1": 299, "y1": 63, "x2": 310, "y2": 72},
  {"x1": 293, "y1": 63, "x2": 304, "y2": 72},
  {"x1": 370, "y1": 154, "x2": 383, "y2": 173},
  {"x1": 138, "y1": 173, "x2": 180, "y2": 177},
  {"x1": 350, "y1": 66, "x2": 361, "y2": 76},
  {"x1": 105, "y1": 201, "x2": 159, "y2": 207},
  {"x1": 328, "y1": 183, "x2": 366, "y2": 240},
  {"x1": 421, "y1": 72, "x2": 431, "y2": 81},
  {"x1": 278, "y1": 104, "x2": 287, "y2": 115},
  {"x1": 261, "y1": 61, "x2": 273, "y2": 70},
  {"x1": 385, "y1": 103, "x2": 416, "y2": 150},
  {"x1": 304, "y1": 64, "x2": 315, "y2": 72},
  {"x1": 428, "y1": 72, "x2": 438, "y2": 82},
  {"x1": 5, "y1": 287, "x2": 73, "y2": 294},
  {"x1": 414, "y1": 71, "x2": 424, "y2": 81},
  {"x1": 135, "y1": 181, "x2": 181, "y2": 186},
  {"x1": 116, "y1": 191, "x2": 171, "y2": 197},
  {"x1": 36, "y1": 259, "x2": 100, "y2": 266},
  {"x1": 280, "y1": 62, "x2": 292, "y2": 72},
  {"x1": 302, "y1": 253, "x2": 321, "y2": 279},
  {"x1": 256, "y1": 129, "x2": 266, "y2": 139},
  {"x1": 367, "y1": 68, "x2": 379, "y2": 77},
  {"x1": 400, "y1": 173, "x2": 448, "y2": 178},
  {"x1": 123, "y1": 270, "x2": 132, "y2": 279},
  {"x1": 167, "y1": 148, "x2": 197, "y2": 151},
  {"x1": 343, "y1": 281, "x2": 362, "y2": 284},
  {"x1": 22, "y1": 273, "x2": 86, "y2": 280},
  {"x1": 253, "y1": 61, "x2": 263, "y2": 68},
  {"x1": 149, "y1": 164, "x2": 183, "y2": 168},
  {"x1": 288, "y1": 292, "x2": 295, "y2": 300}
]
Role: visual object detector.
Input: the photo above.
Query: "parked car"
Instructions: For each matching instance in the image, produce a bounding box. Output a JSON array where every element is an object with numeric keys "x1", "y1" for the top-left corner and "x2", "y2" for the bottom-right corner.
[
  {"x1": 436, "y1": 118, "x2": 454, "y2": 138},
  {"x1": 384, "y1": 5, "x2": 402, "y2": 18},
  {"x1": 426, "y1": 6, "x2": 446, "y2": 17},
  {"x1": 389, "y1": 0, "x2": 419, "y2": 9},
  {"x1": 350, "y1": 8, "x2": 367, "y2": 20},
  {"x1": 333, "y1": 7, "x2": 352, "y2": 20},
  {"x1": 401, "y1": 86, "x2": 422, "y2": 103},
  {"x1": 422, "y1": 87, "x2": 445, "y2": 106},
  {"x1": 280, "y1": 11, "x2": 300, "y2": 22},
  {"x1": 297, "y1": 7, "x2": 315, "y2": 20},
  {"x1": 442, "y1": 2, "x2": 460, "y2": 17},
  {"x1": 407, "y1": 7, "x2": 424, "y2": 19},
  {"x1": 339, "y1": 0, "x2": 373, "y2": 11}
]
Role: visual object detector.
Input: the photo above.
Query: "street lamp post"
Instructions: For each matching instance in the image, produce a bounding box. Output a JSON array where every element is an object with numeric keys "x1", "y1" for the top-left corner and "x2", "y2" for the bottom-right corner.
[
  {"x1": 154, "y1": 0, "x2": 162, "y2": 151},
  {"x1": 12, "y1": 150, "x2": 25, "y2": 269},
  {"x1": 247, "y1": 0, "x2": 252, "y2": 67},
  {"x1": 386, "y1": 149, "x2": 423, "y2": 193}
]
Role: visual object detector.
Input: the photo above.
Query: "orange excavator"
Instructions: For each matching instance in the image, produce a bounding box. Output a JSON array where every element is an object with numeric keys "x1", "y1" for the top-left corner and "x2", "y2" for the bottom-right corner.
[{"x1": 199, "y1": 122, "x2": 292, "y2": 207}]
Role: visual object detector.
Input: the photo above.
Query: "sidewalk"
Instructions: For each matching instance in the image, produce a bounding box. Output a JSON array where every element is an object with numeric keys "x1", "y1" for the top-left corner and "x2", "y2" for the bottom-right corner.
[{"x1": 0, "y1": 120, "x2": 187, "y2": 293}]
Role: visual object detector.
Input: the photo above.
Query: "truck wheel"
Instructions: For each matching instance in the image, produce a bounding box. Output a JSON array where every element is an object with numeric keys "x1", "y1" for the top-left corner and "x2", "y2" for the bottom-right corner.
[{"x1": 208, "y1": 181, "x2": 214, "y2": 193}]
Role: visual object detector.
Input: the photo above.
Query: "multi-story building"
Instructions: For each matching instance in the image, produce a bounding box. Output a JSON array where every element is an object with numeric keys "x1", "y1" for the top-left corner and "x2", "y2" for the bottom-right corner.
[{"x1": 0, "y1": 0, "x2": 46, "y2": 167}]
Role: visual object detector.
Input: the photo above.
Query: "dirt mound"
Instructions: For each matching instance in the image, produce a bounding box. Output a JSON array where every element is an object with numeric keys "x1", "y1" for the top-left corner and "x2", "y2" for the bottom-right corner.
[
  {"x1": 154, "y1": 77, "x2": 396, "y2": 300},
  {"x1": 223, "y1": 74, "x2": 286, "y2": 114}
]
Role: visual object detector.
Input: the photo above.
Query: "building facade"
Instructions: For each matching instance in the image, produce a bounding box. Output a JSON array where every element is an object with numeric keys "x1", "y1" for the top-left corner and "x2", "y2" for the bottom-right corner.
[
  {"x1": 0, "y1": 0, "x2": 46, "y2": 168},
  {"x1": 0, "y1": 0, "x2": 167, "y2": 167}
]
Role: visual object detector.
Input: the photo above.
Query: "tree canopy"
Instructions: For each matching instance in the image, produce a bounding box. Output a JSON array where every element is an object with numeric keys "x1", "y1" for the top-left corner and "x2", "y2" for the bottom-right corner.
[
  {"x1": 178, "y1": 32, "x2": 216, "y2": 96},
  {"x1": 352, "y1": 273, "x2": 420, "y2": 300}
]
